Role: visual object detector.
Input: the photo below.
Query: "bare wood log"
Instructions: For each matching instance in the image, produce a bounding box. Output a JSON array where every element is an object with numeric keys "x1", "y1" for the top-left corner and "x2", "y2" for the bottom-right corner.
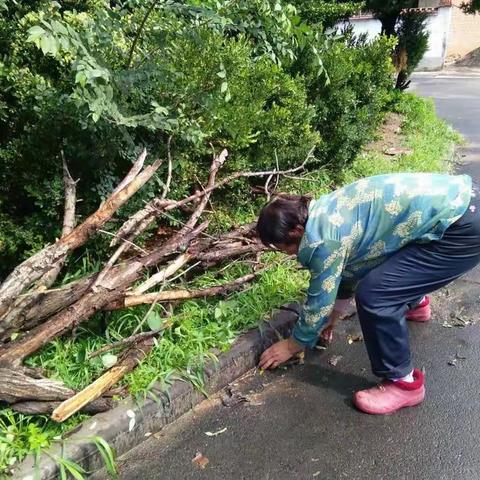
[
  {"x1": 109, "y1": 198, "x2": 172, "y2": 248},
  {"x1": 111, "y1": 148, "x2": 226, "y2": 250},
  {"x1": 107, "y1": 273, "x2": 256, "y2": 310},
  {"x1": 0, "y1": 263, "x2": 142, "y2": 367},
  {"x1": 12, "y1": 397, "x2": 114, "y2": 415},
  {"x1": 0, "y1": 151, "x2": 161, "y2": 319},
  {"x1": 0, "y1": 277, "x2": 93, "y2": 343},
  {"x1": 51, "y1": 338, "x2": 154, "y2": 422},
  {"x1": 109, "y1": 148, "x2": 147, "y2": 197},
  {"x1": 161, "y1": 135, "x2": 173, "y2": 200},
  {"x1": 0, "y1": 367, "x2": 76, "y2": 403}
]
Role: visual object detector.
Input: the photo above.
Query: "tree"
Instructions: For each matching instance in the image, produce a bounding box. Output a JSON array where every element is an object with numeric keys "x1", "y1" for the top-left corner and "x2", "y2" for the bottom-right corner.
[
  {"x1": 364, "y1": 0, "x2": 417, "y2": 36},
  {"x1": 461, "y1": 0, "x2": 480, "y2": 13},
  {"x1": 363, "y1": 1, "x2": 428, "y2": 89}
]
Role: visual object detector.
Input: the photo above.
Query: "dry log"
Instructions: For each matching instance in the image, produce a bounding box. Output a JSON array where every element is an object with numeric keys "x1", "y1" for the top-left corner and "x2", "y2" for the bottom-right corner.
[
  {"x1": 0, "y1": 151, "x2": 162, "y2": 324},
  {"x1": 0, "y1": 276, "x2": 93, "y2": 343},
  {"x1": 51, "y1": 337, "x2": 154, "y2": 422},
  {"x1": 0, "y1": 147, "x2": 307, "y2": 369},
  {"x1": 0, "y1": 367, "x2": 75, "y2": 403},
  {"x1": 12, "y1": 397, "x2": 114, "y2": 415},
  {"x1": 107, "y1": 273, "x2": 256, "y2": 309},
  {"x1": 0, "y1": 264, "x2": 142, "y2": 367}
]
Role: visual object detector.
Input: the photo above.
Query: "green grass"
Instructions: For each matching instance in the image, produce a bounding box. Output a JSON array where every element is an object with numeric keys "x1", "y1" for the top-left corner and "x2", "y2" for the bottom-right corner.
[{"x1": 0, "y1": 93, "x2": 461, "y2": 476}]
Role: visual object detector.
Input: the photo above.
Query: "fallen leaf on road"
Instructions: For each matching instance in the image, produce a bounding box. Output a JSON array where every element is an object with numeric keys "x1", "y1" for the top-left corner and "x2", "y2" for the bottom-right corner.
[
  {"x1": 221, "y1": 386, "x2": 248, "y2": 407},
  {"x1": 205, "y1": 427, "x2": 227, "y2": 437},
  {"x1": 313, "y1": 471, "x2": 321, "y2": 477},
  {"x1": 311, "y1": 458, "x2": 319, "y2": 462},
  {"x1": 328, "y1": 355, "x2": 343, "y2": 367},
  {"x1": 192, "y1": 452, "x2": 209, "y2": 469},
  {"x1": 298, "y1": 351, "x2": 305, "y2": 365},
  {"x1": 448, "y1": 358, "x2": 457, "y2": 366},
  {"x1": 347, "y1": 333, "x2": 363, "y2": 344}
]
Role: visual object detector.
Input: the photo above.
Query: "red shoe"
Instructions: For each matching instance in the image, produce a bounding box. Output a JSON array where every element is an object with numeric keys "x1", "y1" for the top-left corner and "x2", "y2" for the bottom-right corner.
[
  {"x1": 353, "y1": 369, "x2": 425, "y2": 415},
  {"x1": 406, "y1": 296, "x2": 431, "y2": 322}
]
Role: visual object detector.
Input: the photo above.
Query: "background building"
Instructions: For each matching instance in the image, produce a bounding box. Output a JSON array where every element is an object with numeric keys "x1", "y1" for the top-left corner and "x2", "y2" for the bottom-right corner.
[{"x1": 337, "y1": 0, "x2": 480, "y2": 70}]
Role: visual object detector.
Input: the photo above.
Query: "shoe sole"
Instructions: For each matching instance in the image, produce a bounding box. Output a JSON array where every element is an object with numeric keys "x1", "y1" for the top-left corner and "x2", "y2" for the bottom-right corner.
[{"x1": 353, "y1": 389, "x2": 426, "y2": 415}]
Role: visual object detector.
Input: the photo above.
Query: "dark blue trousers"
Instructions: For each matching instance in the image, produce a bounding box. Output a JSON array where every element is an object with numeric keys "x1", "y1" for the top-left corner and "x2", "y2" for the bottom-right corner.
[{"x1": 355, "y1": 190, "x2": 480, "y2": 379}]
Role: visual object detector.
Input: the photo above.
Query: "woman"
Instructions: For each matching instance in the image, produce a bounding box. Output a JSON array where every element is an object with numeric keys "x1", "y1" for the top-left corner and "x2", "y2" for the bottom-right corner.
[{"x1": 256, "y1": 172, "x2": 480, "y2": 415}]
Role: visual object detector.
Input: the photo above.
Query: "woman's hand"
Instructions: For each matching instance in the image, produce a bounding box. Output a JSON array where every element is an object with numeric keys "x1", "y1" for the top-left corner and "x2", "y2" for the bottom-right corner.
[
  {"x1": 259, "y1": 337, "x2": 304, "y2": 370},
  {"x1": 319, "y1": 309, "x2": 344, "y2": 344}
]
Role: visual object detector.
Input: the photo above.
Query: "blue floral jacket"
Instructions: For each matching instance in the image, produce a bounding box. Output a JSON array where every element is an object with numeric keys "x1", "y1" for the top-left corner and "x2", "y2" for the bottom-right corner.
[{"x1": 293, "y1": 173, "x2": 472, "y2": 348}]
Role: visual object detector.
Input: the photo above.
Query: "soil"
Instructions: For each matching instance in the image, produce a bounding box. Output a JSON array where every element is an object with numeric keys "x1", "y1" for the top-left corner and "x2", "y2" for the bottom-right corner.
[
  {"x1": 363, "y1": 112, "x2": 405, "y2": 157},
  {"x1": 453, "y1": 47, "x2": 480, "y2": 67}
]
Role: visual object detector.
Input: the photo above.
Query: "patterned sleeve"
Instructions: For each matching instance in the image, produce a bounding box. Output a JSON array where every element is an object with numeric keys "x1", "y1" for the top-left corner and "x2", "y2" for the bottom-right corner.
[{"x1": 292, "y1": 239, "x2": 347, "y2": 349}]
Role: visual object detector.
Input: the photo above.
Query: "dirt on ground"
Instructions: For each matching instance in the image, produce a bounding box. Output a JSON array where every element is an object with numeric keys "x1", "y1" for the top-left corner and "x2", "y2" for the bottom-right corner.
[
  {"x1": 363, "y1": 112, "x2": 411, "y2": 158},
  {"x1": 453, "y1": 47, "x2": 480, "y2": 67}
]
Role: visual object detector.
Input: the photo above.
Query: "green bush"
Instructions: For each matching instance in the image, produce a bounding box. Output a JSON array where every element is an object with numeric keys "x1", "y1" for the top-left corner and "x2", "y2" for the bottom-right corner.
[{"x1": 300, "y1": 33, "x2": 396, "y2": 170}]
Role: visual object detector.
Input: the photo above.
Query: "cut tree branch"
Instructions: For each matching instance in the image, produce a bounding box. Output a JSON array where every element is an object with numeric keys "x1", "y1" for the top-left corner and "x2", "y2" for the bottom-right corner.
[
  {"x1": 107, "y1": 273, "x2": 256, "y2": 309},
  {"x1": 0, "y1": 151, "x2": 161, "y2": 325}
]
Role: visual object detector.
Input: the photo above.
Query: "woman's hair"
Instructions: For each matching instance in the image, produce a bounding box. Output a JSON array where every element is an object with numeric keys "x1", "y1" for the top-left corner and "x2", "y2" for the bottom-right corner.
[{"x1": 256, "y1": 194, "x2": 311, "y2": 246}]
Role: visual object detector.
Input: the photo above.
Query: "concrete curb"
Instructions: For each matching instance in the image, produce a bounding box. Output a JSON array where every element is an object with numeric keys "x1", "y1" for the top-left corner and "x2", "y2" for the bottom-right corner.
[{"x1": 12, "y1": 304, "x2": 300, "y2": 480}]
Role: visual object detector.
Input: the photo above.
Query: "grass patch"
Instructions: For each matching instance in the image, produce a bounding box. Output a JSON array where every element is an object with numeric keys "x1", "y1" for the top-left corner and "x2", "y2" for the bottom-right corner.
[{"x1": 0, "y1": 93, "x2": 461, "y2": 476}]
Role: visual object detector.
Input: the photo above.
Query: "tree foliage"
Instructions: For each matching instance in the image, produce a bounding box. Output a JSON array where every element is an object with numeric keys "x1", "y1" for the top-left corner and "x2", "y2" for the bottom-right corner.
[{"x1": 461, "y1": 0, "x2": 480, "y2": 13}]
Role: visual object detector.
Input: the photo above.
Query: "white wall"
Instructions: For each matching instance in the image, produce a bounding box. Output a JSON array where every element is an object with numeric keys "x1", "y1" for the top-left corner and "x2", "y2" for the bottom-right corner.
[
  {"x1": 336, "y1": 16, "x2": 382, "y2": 41},
  {"x1": 417, "y1": 6, "x2": 452, "y2": 70},
  {"x1": 336, "y1": 7, "x2": 453, "y2": 71}
]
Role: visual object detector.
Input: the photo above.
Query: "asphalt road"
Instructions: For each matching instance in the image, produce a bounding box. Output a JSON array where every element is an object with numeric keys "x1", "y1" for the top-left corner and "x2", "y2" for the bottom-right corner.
[
  {"x1": 410, "y1": 70, "x2": 480, "y2": 176},
  {"x1": 93, "y1": 71, "x2": 480, "y2": 480}
]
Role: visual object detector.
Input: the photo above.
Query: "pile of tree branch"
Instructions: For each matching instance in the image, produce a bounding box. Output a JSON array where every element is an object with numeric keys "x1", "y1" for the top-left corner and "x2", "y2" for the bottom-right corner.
[{"x1": 0, "y1": 146, "x2": 311, "y2": 422}]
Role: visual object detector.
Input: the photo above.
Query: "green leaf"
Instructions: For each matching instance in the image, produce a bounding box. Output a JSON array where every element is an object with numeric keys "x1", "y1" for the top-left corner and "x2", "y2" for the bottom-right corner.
[
  {"x1": 216, "y1": 70, "x2": 226, "y2": 78},
  {"x1": 101, "y1": 354, "x2": 118, "y2": 369},
  {"x1": 92, "y1": 436, "x2": 118, "y2": 477},
  {"x1": 220, "y1": 81, "x2": 228, "y2": 93},
  {"x1": 147, "y1": 311, "x2": 162, "y2": 331},
  {"x1": 225, "y1": 91, "x2": 232, "y2": 102},
  {"x1": 51, "y1": 20, "x2": 68, "y2": 35},
  {"x1": 27, "y1": 25, "x2": 46, "y2": 40},
  {"x1": 214, "y1": 306, "x2": 223, "y2": 320},
  {"x1": 75, "y1": 71, "x2": 87, "y2": 87},
  {"x1": 40, "y1": 35, "x2": 58, "y2": 56}
]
